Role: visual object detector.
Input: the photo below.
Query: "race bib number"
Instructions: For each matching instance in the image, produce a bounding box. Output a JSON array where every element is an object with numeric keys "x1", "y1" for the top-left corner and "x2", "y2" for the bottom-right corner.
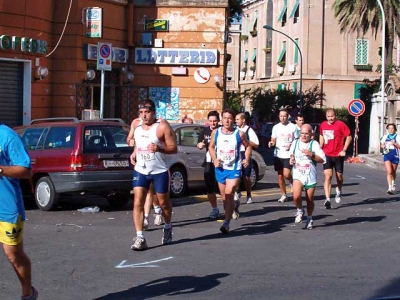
[
  {"x1": 323, "y1": 130, "x2": 334, "y2": 142},
  {"x1": 219, "y1": 149, "x2": 235, "y2": 163},
  {"x1": 296, "y1": 161, "x2": 311, "y2": 176},
  {"x1": 137, "y1": 147, "x2": 155, "y2": 161}
]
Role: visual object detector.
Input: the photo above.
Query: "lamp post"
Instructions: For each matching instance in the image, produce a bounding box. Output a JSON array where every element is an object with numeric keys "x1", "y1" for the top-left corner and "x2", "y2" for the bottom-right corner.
[
  {"x1": 376, "y1": 0, "x2": 385, "y2": 138},
  {"x1": 264, "y1": 25, "x2": 303, "y2": 114}
]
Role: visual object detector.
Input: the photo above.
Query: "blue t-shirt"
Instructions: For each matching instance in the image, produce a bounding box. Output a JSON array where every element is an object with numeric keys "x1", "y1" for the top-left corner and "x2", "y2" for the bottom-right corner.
[{"x1": 0, "y1": 123, "x2": 31, "y2": 223}]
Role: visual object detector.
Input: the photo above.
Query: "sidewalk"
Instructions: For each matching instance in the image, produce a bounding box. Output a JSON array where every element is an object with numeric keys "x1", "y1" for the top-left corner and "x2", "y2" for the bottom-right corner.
[{"x1": 358, "y1": 153, "x2": 384, "y2": 169}]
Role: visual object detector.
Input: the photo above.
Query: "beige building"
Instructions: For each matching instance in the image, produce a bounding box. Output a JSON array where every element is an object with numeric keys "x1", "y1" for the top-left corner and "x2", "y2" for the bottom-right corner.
[{"x1": 233, "y1": 0, "x2": 385, "y2": 112}]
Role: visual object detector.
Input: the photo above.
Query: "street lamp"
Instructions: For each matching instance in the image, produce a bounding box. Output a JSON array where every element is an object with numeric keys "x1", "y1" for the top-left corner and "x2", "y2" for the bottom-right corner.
[
  {"x1": 376, "y1": 0, "x2": 385, "y2": 138},
  {"x1": 263, "y1": 25, "x2": 303, "y2": 114}
]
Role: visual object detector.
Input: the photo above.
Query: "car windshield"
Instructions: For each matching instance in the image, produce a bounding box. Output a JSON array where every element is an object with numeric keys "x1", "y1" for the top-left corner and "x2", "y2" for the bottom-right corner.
[{"x1": 83, "y1": 125, "x2": 130, "y2": 153}]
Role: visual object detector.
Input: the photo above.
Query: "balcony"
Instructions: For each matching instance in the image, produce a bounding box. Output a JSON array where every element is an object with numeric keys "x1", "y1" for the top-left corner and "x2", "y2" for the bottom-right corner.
[{"x1": 250, "y1": 30, "x2": 257, "y2": 37}]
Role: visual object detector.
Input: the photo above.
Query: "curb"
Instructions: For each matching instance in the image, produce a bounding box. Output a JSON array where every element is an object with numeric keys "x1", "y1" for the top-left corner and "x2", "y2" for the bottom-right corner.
[{"x1": 358, "y1": 154, "x2": 384, "y2": 169}]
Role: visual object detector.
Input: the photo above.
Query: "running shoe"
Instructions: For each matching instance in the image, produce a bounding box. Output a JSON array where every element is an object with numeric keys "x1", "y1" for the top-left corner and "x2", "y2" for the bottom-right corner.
[
  {"x1": 392, "y1": 182, "x2": 396, "y2": 192},
  {"x1": 324, "y1": 199, "x2": 331, "y2": 209},
  {"x1": 21, "y1": 286, "x2": 38, "y2": 300},
  {"x1": 162, "y1": 226, "x2": 173, "y2": 245},
  {"x1": 335, "y1": 187, "x2": 342, "y2": 203},
  {"x1": 232, "y1": 200, "x2": 240, "y2": 220},
  {"x1": 246, "y1": 196, "x2": 252, "y2": 204},
  {"x1": 295, "y1": 209, "x2": 305, "y2": 224},
  {"x1": 143, "y1": 217, "x2": 149, "y2": 230},
  {"x1": 234, "y1": 191, "x2": 242, "y2": 201},
  {"x1": 277, "y1": 194, "x2": 288, "y2": 203},
  {"x1": 305, "y1": 217, "x2": 313, "y2": 230},
  {"x1": 154, "y1": 213, "x2": 164, "y2": 226},
  {"x1": 131, "y1": 236, "x2": 148, "y2": 251},
  {"x1": 387, "y1": 189, "x2": 394, "y2": 195},
  {"x1": 209, "y1": 208, "x2": 220, "y2": 219},
  {"x1": 220, "y1": 223, "x2": 230, "y2": 234}
]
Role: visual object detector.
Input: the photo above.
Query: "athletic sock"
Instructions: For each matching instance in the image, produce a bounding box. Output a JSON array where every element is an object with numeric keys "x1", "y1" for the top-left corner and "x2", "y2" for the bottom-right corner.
[
  {"x1": 164, "y1": 223, "x2": 172, "y2": 230},
  {"x1": 137, "y1": 231, "x2": 144, "y2": 238},
  {"x1": 144, "y1": 214, "x2": 149, "y2": 218}
]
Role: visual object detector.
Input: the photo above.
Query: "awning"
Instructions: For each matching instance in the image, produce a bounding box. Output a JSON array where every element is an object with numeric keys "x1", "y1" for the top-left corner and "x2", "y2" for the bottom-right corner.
[
  {"x1": 277, "y1": 43, "x2": 286, "y2": 63},
  {"x1": 252, "y1": 11, "x2": 258, "y2": 28},
  {"x1": 289, "y1": 0, "x2": 299, "y2": 19},
  {"x1": 244, "y1": 50, "x2": 248, "y2": 62},
  {"x1": 251, "y1": 48, "x2": 257, "y2": 61},
  {"x1": 277, "y1": 0, "x2": 288, "y2": 22}
]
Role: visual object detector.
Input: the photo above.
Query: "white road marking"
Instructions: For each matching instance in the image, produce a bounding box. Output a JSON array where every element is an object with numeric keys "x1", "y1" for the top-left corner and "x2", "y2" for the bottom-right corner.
[
  {"x1": 349, "y1": 175, "x2": 365, "y2": 180},
  {"x1": 115, "y1": 256, "x2": 174, "y2": 268}
]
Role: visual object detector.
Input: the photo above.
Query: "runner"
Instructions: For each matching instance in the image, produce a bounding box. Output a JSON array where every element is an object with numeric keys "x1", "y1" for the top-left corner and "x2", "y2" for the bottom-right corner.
[
  {"x1": 319, "y1": 108, "x2": 352, "y2": 209},
  {"x1": 380, "y1": 123, "x2": 400, "y2": 194},
  {"x1": 209, "y1": 108, "x2": 251, "y2": 234},
  {"x1": 289, "y1": 124, "x2": 326, "y2": 229},
  {"x1": 130, "y1": 99, "x2": 177, "y2": 250},
  {"x1": 294, "y1": 114, "x2": 305, "y2": 139},
  {"x1": 268, "y1": 109, "x2": 297, "y2": 202},
  {"x1": 127, "y1": 118, "x2": 164, "y2": 229},
  {"x1": 234, "y1": 112, "x2": 259, "y2": 207},
  {"x1": 197, "y1": 110, "x2": 220, "y2": 219}
]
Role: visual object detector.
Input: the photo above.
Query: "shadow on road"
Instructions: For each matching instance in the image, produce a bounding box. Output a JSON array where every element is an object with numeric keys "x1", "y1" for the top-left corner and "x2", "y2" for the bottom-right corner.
[
  {"x1": 93, "y1": 273, "x2": 229, "y2": 300},
  {"x1": 366, "y1": 276, "x2": 400, "y2": 300},
  {"x1": 315, "y1": 216, "x2": 386, "y2": 228},
  {"x1": 337, "y1": 196, "x2": 400, "y2": 209}
]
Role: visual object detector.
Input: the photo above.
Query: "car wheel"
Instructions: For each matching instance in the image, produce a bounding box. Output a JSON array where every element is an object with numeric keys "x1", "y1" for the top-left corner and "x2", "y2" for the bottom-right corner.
[
  {"x1": 35, "y1": 176, "x2": 60, "y2": 211},
  {"x1": 170, "y1": 166, "x2": 187, "y2": 198},
  {"x1": 250, "y1": 160, "x2": 258, "y2": 189},
  {"x1": 107, "y1": 191, "x2": 130, "y2": 208}
]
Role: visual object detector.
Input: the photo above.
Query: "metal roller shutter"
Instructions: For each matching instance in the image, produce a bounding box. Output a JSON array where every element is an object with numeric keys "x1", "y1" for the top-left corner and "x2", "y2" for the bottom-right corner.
[{"x1": 0, "y1": 60, "x2": 23, "y2": 127}]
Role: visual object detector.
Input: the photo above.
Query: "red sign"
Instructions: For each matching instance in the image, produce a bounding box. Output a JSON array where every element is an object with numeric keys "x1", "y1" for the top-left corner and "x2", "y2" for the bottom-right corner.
[{"x1": 348, "y1": 99, "x2": 365, "y2": 117}]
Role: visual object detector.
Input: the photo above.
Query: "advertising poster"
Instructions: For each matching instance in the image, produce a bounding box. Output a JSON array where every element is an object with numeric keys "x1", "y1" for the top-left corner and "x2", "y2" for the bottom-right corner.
[{"x1": 149, "y1": 87, "x2": 180, "y2": 121}]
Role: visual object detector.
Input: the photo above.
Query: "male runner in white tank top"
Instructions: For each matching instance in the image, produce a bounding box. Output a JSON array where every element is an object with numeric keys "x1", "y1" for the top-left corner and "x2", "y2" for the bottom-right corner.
[{"x1": 130, "y1": 100, "x2": 177, "y2": 250}]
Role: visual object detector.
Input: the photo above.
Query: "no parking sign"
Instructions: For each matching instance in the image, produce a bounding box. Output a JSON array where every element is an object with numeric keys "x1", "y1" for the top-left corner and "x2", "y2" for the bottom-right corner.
[
  {"x1": 97, "y1": 42, "x2": 112, "y2": 71},
  {"x1": 347, "y1": 99, "x2": 365, "y2": 117}
]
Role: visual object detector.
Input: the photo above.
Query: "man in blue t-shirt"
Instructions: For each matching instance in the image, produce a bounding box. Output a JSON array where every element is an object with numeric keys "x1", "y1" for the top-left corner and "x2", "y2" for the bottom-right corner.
[{"x1": 0, "y1": 122, "x2": 38, "y2": 299}]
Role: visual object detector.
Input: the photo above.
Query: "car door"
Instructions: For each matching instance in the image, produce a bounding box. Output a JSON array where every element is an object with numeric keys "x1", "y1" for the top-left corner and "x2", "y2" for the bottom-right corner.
[{"x1": 177, "y1": 125, "x2": 205, "y2": 181}]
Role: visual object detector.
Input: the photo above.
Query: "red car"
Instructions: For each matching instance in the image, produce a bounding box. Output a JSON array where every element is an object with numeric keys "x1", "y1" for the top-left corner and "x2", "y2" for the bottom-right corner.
[{"x1": 14, "y1": 117, "x2": 133, "y2": 211}]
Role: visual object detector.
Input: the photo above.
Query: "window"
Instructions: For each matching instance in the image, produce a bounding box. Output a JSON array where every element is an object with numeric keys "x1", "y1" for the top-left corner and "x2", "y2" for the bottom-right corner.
[
  {"x1": 294, "y1": 38, "x2": 299, "y2": 64},
  {"x1": 354, "y1": 83, "x2": 367, "y2": 99},
  {"x1": 142, "y1": 33, "x2": 152, "y2": 46},
  {"x1": 277, "y1": 0, "x2": 288, "y2": 26},
  {"x1": 44, "y1": 127, "x2": 76, "y2": 149},
  {"x1": 293, "y1": 82, "x2": 298, "y2": 93},
  {"x1": 355, "y1": 39, "x2": 369, "y2": 65},
  {"x1": 252, "y1": 48, "x2": 257, "y2": 62},
  {"x1": 21, "y1": 128, "x2": 47, "y2": 150},
  {"x1": 277, "y1": 41, "x2": 287, "y2": 65},
  {"x1": 277, "y1": 83, "x2": 286, "y2": 91},
  {"x1": 244, "y1": 50, "x2": 249, "y2": 63},
  {"x1": 289, "y1": 0, "x2": 300, "y2": 22},
  {"x1": 179, "y1": 127, "x2": 201, "y2": 147}
]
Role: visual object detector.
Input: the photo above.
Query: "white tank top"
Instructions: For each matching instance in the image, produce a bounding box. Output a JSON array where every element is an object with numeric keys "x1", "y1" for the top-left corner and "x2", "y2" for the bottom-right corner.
[
  {"x1": 134, "y1": 121, "x2": 168, "y2": 175},
  {"x1": 215, "y1": 127, "x2": 242, "y2": 171}
]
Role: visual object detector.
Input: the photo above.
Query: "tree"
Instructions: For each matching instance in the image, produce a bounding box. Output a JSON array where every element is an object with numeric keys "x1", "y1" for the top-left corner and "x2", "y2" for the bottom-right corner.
[{"x1": 332, "y1": 0, "x2": 400, "y2": 77}]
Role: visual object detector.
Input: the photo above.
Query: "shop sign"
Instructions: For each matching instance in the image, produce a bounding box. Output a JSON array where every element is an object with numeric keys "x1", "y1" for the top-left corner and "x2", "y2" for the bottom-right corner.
[
  {"x1": 86, "y1": 8, "x2": 102, "y2": 38},
  {"x1": 144, "y1": 19, "x2": 169, "y2": 31},
  {"x1": 0, "y1": 35, "x2": 47, "y2": 54},
  {"x1": 135, "y1": 48, "x2": 218, "y2": 65},
  {"x1": 85, "y1": 44, "x2": 128, "y2": 63}
]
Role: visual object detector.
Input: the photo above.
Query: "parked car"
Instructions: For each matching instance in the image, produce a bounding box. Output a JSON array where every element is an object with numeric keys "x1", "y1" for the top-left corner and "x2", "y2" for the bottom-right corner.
[
  {"x1": 14, "y1": 117, "x2": 133, "y2": 211},
  {"x1": 167, "y1": 124, "x2": 267, "y2": 197}
]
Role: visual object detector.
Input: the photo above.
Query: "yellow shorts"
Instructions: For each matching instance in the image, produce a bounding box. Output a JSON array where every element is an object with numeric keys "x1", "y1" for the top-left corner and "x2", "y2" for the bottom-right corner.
[{"x1": 0, "y1": 215, "x2": 24, "y2": 246}]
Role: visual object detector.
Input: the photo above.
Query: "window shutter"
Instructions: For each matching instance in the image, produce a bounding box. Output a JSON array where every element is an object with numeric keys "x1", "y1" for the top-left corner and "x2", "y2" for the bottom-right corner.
[{"x1": 355, "y1": 39, "x2": 369, "y2": 65}]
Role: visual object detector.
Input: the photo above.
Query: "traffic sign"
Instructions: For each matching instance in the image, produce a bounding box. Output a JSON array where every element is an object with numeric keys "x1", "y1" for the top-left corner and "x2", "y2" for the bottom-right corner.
[
  {"x1": 348, "y1": 99, "x2": 365, "y2": 117},
  {"x1": 97, "y1": 42, "x2": 112, "y2": 71}
]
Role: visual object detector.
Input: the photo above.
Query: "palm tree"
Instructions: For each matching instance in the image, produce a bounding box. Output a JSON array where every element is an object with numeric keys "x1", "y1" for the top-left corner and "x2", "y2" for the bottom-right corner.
[{"x1": 332, "y1": 0, "x2": 400, "y2": 75}]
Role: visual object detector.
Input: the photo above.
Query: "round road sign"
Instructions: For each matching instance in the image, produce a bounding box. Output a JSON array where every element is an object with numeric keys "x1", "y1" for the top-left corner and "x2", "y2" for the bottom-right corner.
[
  {"x1": 99, "y1": 44, "x2": 111, "y2": 59},
  {"x1": 348, "y1": 99, "x2": 365, "y2": 117}
]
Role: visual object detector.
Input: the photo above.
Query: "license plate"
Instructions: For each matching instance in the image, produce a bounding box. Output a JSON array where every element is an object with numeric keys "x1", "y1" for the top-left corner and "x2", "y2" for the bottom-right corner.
[{"x1": 103, "y1": 160, "x2": 129, "y2": 168}]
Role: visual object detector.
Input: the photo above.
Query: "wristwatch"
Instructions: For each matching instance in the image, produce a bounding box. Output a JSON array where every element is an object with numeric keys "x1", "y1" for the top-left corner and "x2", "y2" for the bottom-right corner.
[{"x1": 0, "y1": 167, "x2": 3, "y2": 174}]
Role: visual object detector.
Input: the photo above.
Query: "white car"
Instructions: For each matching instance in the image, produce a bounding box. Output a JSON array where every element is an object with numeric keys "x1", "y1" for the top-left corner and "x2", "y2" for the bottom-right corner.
[{"x1": 167, "y1": 124, "x2": 267, "y2": 197}]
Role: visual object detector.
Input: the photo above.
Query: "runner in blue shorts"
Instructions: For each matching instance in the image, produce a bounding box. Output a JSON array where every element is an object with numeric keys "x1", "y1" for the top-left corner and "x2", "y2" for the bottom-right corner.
[
  {"x1": 209, "y1": 109, "x2": 251, "y2": 234},
  {"x1": 130, "y1": 99, "x2": 177, "y2": 251},
  {"x1": 380, "y1": 123, "x2": 400, "y2": 195}
]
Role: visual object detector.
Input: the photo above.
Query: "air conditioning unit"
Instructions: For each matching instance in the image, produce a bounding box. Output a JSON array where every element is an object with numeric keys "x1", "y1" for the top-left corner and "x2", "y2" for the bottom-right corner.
[
  {"x1": 154, "y1": 38, "x2": 163, "y2": 48},
  {"x1": 288, "y1": 64, "x2": 296, "y2": 74},
  {"x1": 82, "y1": 109, "x2": 100, "y2": 120},
  {"x1": 277, "y1": 66, "x2": 284, "y2": 75}
]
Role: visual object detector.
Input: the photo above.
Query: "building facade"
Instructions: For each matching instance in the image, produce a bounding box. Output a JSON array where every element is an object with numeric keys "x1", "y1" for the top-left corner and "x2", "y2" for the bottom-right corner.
[
  {"x1": 0, "y1": 0, "x2": 228, "y2": 127},
  {"x1": 234, "y1": 0, "x2": 386, "y2": 113}
]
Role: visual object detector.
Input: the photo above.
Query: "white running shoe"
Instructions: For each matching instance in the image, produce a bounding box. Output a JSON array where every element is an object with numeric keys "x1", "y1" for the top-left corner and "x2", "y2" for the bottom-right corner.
[
  {"x1": 277, "y1": 194, "x2": 288, "y2": 203},
  {"x1": 143, "y1": 217, "x2": 149, "y2": 230},
  {"x1": 131, "y1": 236, "x2": 148, "y2": 251},
  {"x1": 154, "y1": 213, "x2": 164, "y2": 226},
  {"x1": 246, "y1": 196, "x2": 252, "y2": 204},
  {"x1": 392, "y1": 183, "x2": 396, "y2": 192},
  {"x1": 234, "y1": 191, "x2": 242, "y2": 201},
  {"x1": 335, "y1": 187, "x2": 342, "y2": 203},
  {"x1": 387, "y1": 189, "x2": 394, "y2": 195},
  {"x1": 295, "y1": 209, "x2": 304, "y2": 223},
  {"x1": 305, "y1": 217, "x2": 313, "y2": 229}
]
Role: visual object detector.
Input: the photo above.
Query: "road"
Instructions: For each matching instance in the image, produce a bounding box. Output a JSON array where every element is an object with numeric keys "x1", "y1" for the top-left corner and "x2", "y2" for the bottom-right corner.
[{"x1": 2, "y1": 158, "x2": 400, "y2": 300}]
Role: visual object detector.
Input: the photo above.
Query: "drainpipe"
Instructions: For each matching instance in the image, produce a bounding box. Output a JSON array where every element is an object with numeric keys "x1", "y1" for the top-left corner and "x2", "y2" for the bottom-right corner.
[{"x1": 320, "y1": 0, "x2": 325, "y2": 108}]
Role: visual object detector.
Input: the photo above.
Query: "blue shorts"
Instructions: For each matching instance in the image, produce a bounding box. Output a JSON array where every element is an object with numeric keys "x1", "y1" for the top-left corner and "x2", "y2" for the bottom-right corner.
[
  {"x1": 384, "y1": 150, "x2": 399, "y2": 164},
  {"x1": 215, "y1": 167, "x2": 241, "y2": 184},
  {"x1": 240, "y1": 152, "x2": 252, "y2": 177},
  {"x1": 133, "y1": 170, "x2": 169, "y2": 194}
]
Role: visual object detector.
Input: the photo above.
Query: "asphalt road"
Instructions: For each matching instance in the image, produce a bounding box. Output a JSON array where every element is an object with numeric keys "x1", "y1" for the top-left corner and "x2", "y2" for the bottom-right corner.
[{"x1": 2, "y1": 154, "x2": 400, "y2": 300}]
